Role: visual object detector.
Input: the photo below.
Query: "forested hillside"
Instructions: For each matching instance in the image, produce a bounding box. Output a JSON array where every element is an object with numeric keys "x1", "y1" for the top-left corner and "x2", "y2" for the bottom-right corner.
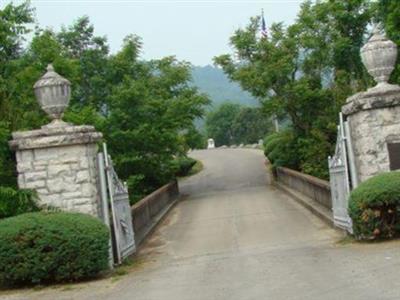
[{"x1": 191, "y1": 65, "x2": 258, "y2": 108}]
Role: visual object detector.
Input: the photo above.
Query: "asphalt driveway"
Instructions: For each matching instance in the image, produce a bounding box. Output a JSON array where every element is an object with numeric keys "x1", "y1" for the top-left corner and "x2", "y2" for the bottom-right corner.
[{"x1": 4, "y1": 149, "x2": 400, "y2": 300}]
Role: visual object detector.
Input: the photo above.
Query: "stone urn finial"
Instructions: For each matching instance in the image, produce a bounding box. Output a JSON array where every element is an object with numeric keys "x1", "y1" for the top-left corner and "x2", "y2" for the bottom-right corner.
[
  {"x1": 361, "y1": 24, "x2": 398, "y2": 87},
  {"x1": 34, "y1": 64, "x2": 71, "y2": 126}
]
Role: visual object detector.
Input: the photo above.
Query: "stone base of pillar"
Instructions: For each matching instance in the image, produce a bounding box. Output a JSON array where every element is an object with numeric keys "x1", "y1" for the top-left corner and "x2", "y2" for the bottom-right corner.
[
  {"x1": 342, "y1": 84, "x2": 400, "y2": 182},
  {"x1": 9, "y1": 124, "x2": 103, "y2": 216}
]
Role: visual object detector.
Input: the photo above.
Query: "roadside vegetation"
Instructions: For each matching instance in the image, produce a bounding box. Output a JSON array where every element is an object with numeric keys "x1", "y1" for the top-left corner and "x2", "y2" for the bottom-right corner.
[
  {"x1": 349, "y1": 172, "x2": 400, "y2": 240},
  {"x1": 215, "y1": 0, "x2": 400, "y2": 180},
  {"x1": 0, "y1": 2, "x2": 210, "y2": 208},
  {"x1": 205, "y1": 103, "x2": 271, "y2": 147},
  {"x1": 1, "y1": 0, "x2": 400, "y2": 288},
  {"x1": 0, "y1": 212, "x2": 109, "y2": 286}
]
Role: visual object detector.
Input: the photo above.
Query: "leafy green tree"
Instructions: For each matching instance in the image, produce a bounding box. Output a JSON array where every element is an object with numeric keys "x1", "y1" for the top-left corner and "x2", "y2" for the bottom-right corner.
[
  {"x1": 205, "y1": 103, "x2": 241, "y2": 146},
  {"x1": 376, "y1": 0, "x2": 400, "y2": 83},
  {"x1": 264, "y1": 130, "x2": 298, "y2": 170},
  {"x1": 0, "y1": 2, "x2": 35, "y2": 188},
  {"x1": 231, "y1": 107, "x2": 271, "y2": 144},
  {"x1": 0, "y1": 3, "x2": 210, "y2": 205},
  {"x1": 206, "y1": 103, "x2": 270, "y2": 146},
  {"x1": 215, "y1": 0, "x2": 372, "y2": 179},
  {"x1": 104, "y1": 37, "x2": 209, "y2": 201},
  {"x1": 0, "y1": 2, "x2": 33, "y2": 63},
  {"x1": 183, "y1": 126, "x2": 206, "y2": 150},
  {"x1": 58, "y1": 16, "x2": 110, "y2": 111}
]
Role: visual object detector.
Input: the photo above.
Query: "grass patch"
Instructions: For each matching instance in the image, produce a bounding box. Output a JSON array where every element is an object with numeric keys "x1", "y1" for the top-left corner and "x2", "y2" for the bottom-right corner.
[
  {"x1": 108, "y1": 256, "x2": 147, "y2": 281},
  {"x1": 336, "y1": 235, "x2": 356, "y2": 246}
]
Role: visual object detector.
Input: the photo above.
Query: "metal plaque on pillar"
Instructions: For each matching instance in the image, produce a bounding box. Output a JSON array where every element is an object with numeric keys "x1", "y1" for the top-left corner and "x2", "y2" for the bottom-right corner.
[{"x1": 388, "y1": 143, "x2": 400, "y2": 171}]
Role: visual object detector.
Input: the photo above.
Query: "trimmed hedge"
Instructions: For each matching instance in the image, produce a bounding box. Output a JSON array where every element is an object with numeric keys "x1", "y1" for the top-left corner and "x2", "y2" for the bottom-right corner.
[
  {"x1": 0, "y1": 212, "x2": 110, "y2": 286},
  {"x1": 349, "y1": 172, "x2": 400, "y2": 240}
]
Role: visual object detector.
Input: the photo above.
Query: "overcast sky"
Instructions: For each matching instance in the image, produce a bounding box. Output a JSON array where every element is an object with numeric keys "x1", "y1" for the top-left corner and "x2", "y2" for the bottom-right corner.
[{"x1": 8, "y1": 0, "x2": 304, "y2": 66}]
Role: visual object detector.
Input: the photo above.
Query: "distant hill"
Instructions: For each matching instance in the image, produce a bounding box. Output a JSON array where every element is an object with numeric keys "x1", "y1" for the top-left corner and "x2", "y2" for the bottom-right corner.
[{"x1": 191, "y1": 65, "x2": 258, "y2": 109}]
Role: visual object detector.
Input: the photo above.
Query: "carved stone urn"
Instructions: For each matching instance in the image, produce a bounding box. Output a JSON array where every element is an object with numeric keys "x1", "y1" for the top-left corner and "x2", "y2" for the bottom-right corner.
[
  {"x1": 33, "y1": 64, "x2": 71, "y2": 126},
  {"x1": 361, "y1": 25, "x2": 398, "y2": 87},
  {"x1": 341, "y1": 25, "x2": 400, "y2": 185}
]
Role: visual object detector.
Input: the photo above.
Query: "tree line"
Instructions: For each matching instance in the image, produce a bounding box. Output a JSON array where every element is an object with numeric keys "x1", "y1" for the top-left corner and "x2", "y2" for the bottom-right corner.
[
  {"x1": 215, "y1": 0, "x2": 400, "y2": 179},
  {"x1": 205, "y1": 103, "x2": 271, "y2": 147},
  {"x1": 0, "y1": 2, "x2": 209, "y2": 203}
]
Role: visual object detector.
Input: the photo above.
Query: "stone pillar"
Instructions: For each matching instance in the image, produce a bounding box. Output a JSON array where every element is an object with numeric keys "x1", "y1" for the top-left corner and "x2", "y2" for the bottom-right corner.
[
  {"x1": 342, "y1": 26, "x2": 400, "y2": 183},
  {"x1": 9, "y1": 65, "x2": 103, "y2": 216},
  {"x1": 10, "y1": 125, "x2": 102, "y2": 216}
]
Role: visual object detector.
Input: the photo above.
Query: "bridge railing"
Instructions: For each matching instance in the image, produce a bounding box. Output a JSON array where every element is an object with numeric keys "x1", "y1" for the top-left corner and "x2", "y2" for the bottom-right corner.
[
  {"x1": 131, "y1": 180, "x2": 179, "y2": 246},
  {"x1": 275, "y1": 167, "x2": 332, "y2": 210}
]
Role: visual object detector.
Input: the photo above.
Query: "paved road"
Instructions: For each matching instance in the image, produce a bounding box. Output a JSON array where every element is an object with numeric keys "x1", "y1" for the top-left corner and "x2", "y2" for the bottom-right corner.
[{"x1": 5, "y1": 149, "x2": 400, "y2": 300}]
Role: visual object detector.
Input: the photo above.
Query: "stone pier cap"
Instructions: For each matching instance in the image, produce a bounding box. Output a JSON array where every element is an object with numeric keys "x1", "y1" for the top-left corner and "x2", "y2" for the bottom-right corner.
[
  {"x1": 342, "y1": 84, "x2": 400, "y2": 116},
  {"x1": 9, "y1": 124, "x2": 102, "y2": 150}
]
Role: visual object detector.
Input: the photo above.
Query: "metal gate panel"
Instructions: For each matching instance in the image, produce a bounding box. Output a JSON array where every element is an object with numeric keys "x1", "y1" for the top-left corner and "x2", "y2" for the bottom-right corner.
[
  {"x1": 328, "y1": 114, "x2": 353, "y2": 233},
  {"x1": 98, "y1": 143, "x2": 136, "y2": 265}
]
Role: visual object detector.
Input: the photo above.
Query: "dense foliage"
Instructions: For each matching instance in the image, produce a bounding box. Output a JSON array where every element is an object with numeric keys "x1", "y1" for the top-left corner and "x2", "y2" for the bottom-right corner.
[
  {"x1": 348, "y1": 172, "x2": 400, "y2": 240},
  {"x1": 0, "y1": 212, "x2": 109, "y2": 285},
  {"x1": 0, "y1": 188, "x2": 39, "y2": 219},
  {"x1": 206, "y1": 102, "x2": 271, "y2": 146},
  {"x1": 264, "y1": 130, "x2": 298, "y2": 170},
  {"x1": 0, "y1": 2, "x2": 209, "y2": 204},
  {"x1": 174, "y1": 156, "x2": 197, "y2": 177},
  {"x1": 215, "y1": 0, "x2": 377, "y2": 179},
  {"x1": 376, "y1": 0, "x2": 400, "y2": 83}
]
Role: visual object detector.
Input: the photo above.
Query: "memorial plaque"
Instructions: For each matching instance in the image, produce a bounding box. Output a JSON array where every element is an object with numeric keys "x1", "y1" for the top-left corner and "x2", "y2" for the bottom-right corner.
[{"x1": 388, "y1": 143, "x2": 400, "y2": 171}]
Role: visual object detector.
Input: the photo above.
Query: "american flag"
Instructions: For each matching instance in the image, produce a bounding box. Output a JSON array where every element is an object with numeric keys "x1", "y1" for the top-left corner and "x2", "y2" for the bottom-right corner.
[{"x1": 261, "y1": 10, "x2": 268, "y2": 39}]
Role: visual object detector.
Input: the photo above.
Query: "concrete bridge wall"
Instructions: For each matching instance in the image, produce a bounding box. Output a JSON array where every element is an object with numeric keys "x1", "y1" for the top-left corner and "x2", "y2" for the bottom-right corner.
[
  {"x1": 275, "y1": 167, "x2": 332, "y2": 210},
  {"x1": 131, "y1": 180, "x2": 179, "y2": 246}
]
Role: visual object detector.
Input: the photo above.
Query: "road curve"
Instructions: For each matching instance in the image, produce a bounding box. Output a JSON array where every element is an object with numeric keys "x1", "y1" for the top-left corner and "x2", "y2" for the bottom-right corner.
[{"x1": 6, "y1": 149, "x2": 400, "y2": 300}]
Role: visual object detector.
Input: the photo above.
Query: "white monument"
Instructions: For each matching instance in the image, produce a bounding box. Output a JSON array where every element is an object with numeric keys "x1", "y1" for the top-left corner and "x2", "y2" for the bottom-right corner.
[
  {"x1": 207, "y1": 138, "x2": 215, "y2": 149},
  {"x1": 9, "y1": 65, "x2": 102, "y2": 216}
]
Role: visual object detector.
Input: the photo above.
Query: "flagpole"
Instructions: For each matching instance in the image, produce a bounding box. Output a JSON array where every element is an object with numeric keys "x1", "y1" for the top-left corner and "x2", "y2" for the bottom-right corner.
[{"x1": 260, "y1": 8, "x2": 268, "y2": 39}]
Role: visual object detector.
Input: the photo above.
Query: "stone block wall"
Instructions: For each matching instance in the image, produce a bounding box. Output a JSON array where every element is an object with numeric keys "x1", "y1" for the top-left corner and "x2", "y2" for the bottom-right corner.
[
  {"x1": 343, "y1": 89, "x2": 400, "y2": 183},
  {"x1": 347, "y1": 106, "x2": 400, "y2": 182},
  {"x1": 10, "y1": 124, "x2": 102, "y2": 216}
]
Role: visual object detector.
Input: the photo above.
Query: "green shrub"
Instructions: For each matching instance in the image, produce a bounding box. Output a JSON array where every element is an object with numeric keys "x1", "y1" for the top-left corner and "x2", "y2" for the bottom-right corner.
[
  {"x1": 349, "y1": 172, "x2": 400, "y2": 240},
  {"x1": 0, "y1": 212, "x2": 110, "y2": 286},
  {"x1": 174, "y1": 156, "x2": 197, "y2": 177},
  {"x1": 263, "y1": 130, "x2": 298, "y2": 170},
  {"x1": 0, "y1": 187, "x2": 39, "y2": 219}
]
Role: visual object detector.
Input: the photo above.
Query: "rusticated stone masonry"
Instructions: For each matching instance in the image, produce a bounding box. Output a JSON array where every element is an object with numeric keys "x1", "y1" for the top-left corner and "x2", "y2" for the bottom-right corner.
[
  {"x1": 9, "y1": 124, "x2": 102, "y2": 216},
  {"x1": 343, "y1": 88, "x2": 400, "y2": 183},
  {"x1": 341, "y1": 27, "x2": 400, "y2": 184}
]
